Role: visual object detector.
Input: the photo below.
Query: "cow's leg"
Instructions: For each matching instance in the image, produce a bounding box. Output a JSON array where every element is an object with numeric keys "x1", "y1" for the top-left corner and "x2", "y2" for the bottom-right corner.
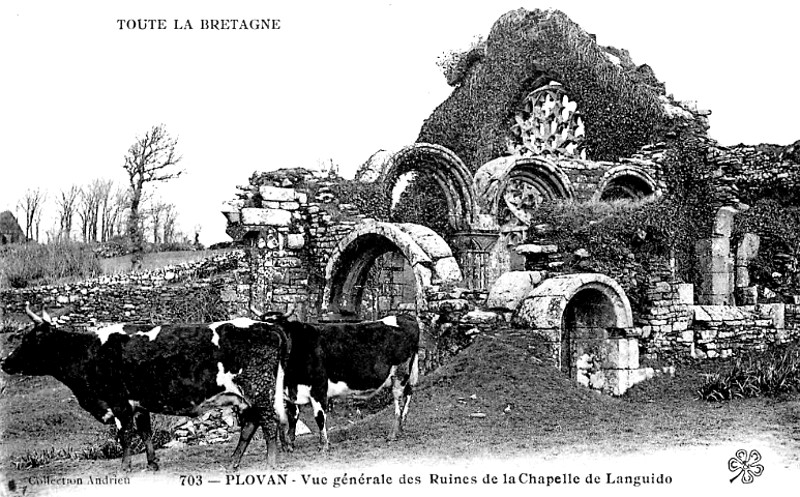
[
  {"x1": 283, "y1": 402, "x2": 300, "y2": 452},
  {"x1": 389, "y1": 375, "x2": 405, "y2": 441},
  {"x1": 261, "y1": 414, "x2": 278, "y2": 467},
  {"x1": 309, "y1": 394, "x2": 328, "y2": 452},
  {"x1": 401, "y1": 381, "x2": 413, "y2": 426},
  {"x1": 230, "y1": 407, "x2": 260, "y2": 471},
  {"x1": 134, "y1": 409, "x2": 159, "y2": 471},
  {"x1": 114, "y1": 409, "x2": 137, "y2": 472}
]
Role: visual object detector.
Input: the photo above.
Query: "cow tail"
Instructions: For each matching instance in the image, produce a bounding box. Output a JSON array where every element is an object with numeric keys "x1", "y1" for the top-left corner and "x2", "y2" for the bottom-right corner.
[{"x1": 408, "y1": 353, "x2": 420, "y2": 386}]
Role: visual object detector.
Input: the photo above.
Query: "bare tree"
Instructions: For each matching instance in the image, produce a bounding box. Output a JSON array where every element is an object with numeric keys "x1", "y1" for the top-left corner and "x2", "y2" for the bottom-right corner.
[
  {"x1": 55, "y1": 185, "x2": 81, "y2": 241},
  {"x1": 78, "y1": 180, "x2": 106, "y2": 242},
  {"x1": 16, "y1": 188, "x2": 46, "y2": 242},
  {"x1": 123, "y1": 124, "x2": 183, "y2": 269},
  {"x1": 33, "y1": 200, "x2": 45, "y2": 242},
  {"x1": 149, "y1": 201, "x2": 169, "y2": 244},
  {"x1": 162, "y1": 204, "x2": 178, "y2": 244},
  {"x1": 94, "y1": 180, "x2": 114, "y2": 242},
  {"x1": 101, "y1": 185, "x2": 129, "y2": 242}
]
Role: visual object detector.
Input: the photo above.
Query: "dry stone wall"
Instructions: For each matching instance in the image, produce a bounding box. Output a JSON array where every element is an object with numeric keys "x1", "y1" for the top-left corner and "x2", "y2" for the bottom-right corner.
[
  {"x1": 0, "y1": 251, "x2": 250, "y2": 329},
  {"x1": 690, "y1": 303, "x2": 800, "y2": 359}
]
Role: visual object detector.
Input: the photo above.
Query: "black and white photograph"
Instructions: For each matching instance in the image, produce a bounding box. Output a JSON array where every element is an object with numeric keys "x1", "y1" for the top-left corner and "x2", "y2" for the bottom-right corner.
[{"x1": 1, "y1": 1, "x2": 798, "y2": 495}]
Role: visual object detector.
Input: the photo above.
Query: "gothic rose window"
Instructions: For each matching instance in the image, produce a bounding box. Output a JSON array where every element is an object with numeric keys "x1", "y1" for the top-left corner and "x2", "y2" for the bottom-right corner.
[{"x1": 510, "y1": 82, "x2": 586, "y2": 159}]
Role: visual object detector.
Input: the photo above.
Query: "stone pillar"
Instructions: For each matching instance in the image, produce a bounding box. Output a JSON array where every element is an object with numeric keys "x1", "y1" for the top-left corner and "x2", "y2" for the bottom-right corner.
[
  {"x1": 734, "y1": 233, "x2": 760, "y2": 305},
  {"x1": 695, "y1": 207, "x2": 736, "y2": 305}
]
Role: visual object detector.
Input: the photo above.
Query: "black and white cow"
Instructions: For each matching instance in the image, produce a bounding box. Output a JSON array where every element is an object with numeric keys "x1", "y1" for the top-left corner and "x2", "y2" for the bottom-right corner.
[
  {"x1": 0, "y1": 303, "x2": 288, "y2": 471},
  {"x1": 258, "y1": 310, "x2": 420, "y2": 451}
]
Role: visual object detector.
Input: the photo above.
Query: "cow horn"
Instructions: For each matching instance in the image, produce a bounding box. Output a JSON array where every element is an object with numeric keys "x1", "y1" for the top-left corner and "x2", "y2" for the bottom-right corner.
[
  {"x1": 283, "y1": 302, "x2": 296, "y2": 319},
  {"x1": 25, "y1": 302, "x2": 43, "y2": 324},
  {"x1": 250, "y1": 304, "x2": 265, "y2": 319}
]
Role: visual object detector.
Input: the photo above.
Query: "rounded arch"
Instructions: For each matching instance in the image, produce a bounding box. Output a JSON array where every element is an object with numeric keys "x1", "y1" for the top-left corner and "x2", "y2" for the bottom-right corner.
[
  {"x1": 382, "y1": 143, "x2": 476, "y2": 231},
  {"x1": 513, "y1": 273, "x2": 633, "y2": 331},
  {"x1": 322, "y1": 221, "x2": 462, "y2": 315},
  {"x1": 595, "y1": 165, "x2": 658, "y2": 201},
  {"x1": 474, "y1": 155, "x2": 574, "y2": 226}
]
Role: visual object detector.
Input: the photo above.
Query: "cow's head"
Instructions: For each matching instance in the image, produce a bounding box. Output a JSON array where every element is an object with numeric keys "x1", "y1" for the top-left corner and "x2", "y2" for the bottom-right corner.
[
  {"x1": 1, "y1": 303, "x2": 57, "y2": 376},
  {"x1": 250, "y1": 303, "x2": 294, "y2": 325}
]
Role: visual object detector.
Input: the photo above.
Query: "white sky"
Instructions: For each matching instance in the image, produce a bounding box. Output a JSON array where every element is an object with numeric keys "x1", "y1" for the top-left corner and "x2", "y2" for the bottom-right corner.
[{"x1": 1, "y1": 0, "x2": 798, "y2": 245}]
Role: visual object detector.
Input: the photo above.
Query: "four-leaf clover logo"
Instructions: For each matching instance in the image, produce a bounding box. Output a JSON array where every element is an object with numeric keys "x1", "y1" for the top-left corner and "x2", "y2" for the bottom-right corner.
[{"x1": 728, "y1": 449, "x2": 764, "y2": 484}]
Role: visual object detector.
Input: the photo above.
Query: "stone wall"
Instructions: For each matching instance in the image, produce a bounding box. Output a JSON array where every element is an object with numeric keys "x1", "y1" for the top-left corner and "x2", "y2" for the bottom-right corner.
[
  {"x1": 635, "y1": 279, "x2": 692, "y2": 362},
  {"x1": 227, "y1": 169, "x2": 380, "y2": 321},
  {"x1": 709, "y1": 143, "x2": 800, "y2": 205},
  {"x1": 0, "y1": 251, "x2": 250, "y2": 329},
  {"x1": 689, "y1": 303, "x2": 800, "y2": 359}
]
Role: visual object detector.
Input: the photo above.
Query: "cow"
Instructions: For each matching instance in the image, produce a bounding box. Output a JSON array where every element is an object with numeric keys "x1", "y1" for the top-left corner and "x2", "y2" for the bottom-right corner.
[
  {"x1": 256, "y1": 308, "x2": 420, "y2": 452},
  {"x1": 0, "y1": 303, "x2": 288, "y2": 471}
]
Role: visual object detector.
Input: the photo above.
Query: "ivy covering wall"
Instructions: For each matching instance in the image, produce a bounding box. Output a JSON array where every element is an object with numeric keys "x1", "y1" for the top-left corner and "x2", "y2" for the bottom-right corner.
[{"x1": 417, "y1": 8, "x2": 666, "y2": 170}]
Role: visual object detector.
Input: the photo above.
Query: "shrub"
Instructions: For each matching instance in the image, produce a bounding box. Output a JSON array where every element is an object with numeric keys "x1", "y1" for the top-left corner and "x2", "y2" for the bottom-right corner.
[
  {"x1": 146, "y1": 285, "x2": 228, "y2": 322},
  {"x1": 735, "y1": 199, "x2": 800, "y2": 295},
  {"x1": 10, "y1": 426, "x2": 171, "y2": 469},
  {"x1": 0, "y1": 241, "x2": 102, "y2": 288},
  {"x1": 697, "y1": 342, "x2": 800, "y2": 401}
]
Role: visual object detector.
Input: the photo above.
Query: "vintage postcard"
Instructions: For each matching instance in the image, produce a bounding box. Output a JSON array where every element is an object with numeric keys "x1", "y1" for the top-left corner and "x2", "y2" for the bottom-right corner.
[{"x1": 1, "y1": 1, "x2": 798, "y2": 496}]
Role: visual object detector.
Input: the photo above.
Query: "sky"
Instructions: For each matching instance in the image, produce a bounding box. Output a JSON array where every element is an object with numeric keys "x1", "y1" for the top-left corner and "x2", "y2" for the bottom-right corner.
[{"x1": 1, "y1": 0, "x2": 798, "y2": 245}]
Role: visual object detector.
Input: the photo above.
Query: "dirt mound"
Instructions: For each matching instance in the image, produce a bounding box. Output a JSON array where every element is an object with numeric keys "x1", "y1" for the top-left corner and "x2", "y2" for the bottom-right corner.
[
  {"x1": 418, "y1": 334, "x2": 620, "y2": 420},
  {"x1": 321, "y1": 334, "x2": 647, "y2": 459}
]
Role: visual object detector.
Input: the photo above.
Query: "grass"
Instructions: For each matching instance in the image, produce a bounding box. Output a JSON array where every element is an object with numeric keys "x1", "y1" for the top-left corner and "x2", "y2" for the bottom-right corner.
[
  {"x1": 0, "y1": 246, "x2": 236, "y2": 289},
  {"x1": 97, "y1": 249, "x2": 237, "y2": 275},
  {"x1": 0, "y1": 242, "x2": 101, "y2": 288},
  {"x1": 1, "y1": 332, "x2": 798, "y2": 479},
  {"x1": 696, "y1": 342, "x2": 800, "y2": 401}
]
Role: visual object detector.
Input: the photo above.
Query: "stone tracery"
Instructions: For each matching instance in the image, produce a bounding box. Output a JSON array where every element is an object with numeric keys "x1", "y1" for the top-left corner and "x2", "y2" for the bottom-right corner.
[{"x1": 509, "y1": 82, "x2": 586, "y2": 159}]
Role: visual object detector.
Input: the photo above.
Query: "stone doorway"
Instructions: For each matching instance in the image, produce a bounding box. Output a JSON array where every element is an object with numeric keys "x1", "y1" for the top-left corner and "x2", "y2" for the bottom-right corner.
[
  {"x1": 322, "y1": 220, "x2": 462, "y2": 317},
  {"x1": 561, "y1": 288, "x2": 619, "y2": 377}
]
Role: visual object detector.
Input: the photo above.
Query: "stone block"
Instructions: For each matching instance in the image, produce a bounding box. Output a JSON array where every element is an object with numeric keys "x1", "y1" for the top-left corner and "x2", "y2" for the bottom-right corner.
[
  {"x1": 397, "y1": 224, "x2": 454, "y2": 259},
  {"x1": 756, "y1": 303, "x2": 785, "y2": 329},
  {"x1": 515, "y1": 244, "x2": 559, "y2": 254},
  {"x1": 513, "y1": 295, "x2": 567, "y2": 329},
  {"x1": 241, "y1": 208, "x2": 292, "y2": 226},
  {"x1": 429, "y1": 299, "x2": 469, "y2": 312},
  {"x1": 672, "y1": 320, "x2": 689, "y2": 332},
  {"x1": 692, "y1": 305, "x2": 748, "y2": 322},
  {"x1": 589, "y1": 371, "x2": 606, "y2": 390},
  {"x1": 602, "y1": 370, "x2": 630, "y2": 396},
  {"x1": 713, "y1": 206, "x2": 737, "y2": 238},
  {"x1": 676, "y1": 284, "x2": 694, "y2": 305},
  {"x1": 654, "y1": 281, "x2": 671, "y2": 293},
  {"x1": 628, "y1": 368, "x2": 655, "y2": 389},
  {"x1": 259, "y1": 185, "x2": 297, "y2": 202},
  {"x1": 736, "y1": 232, "x2": 760, "y2": 262},
  {"x1": 601, "y1": 338, "x2": 639, "y2": 369},
  {"x1": 736, "y1": 286, "x2": 758, "y2": 305},
  {"x1": 485, "y1": 271, "x2": 545, "y2": 311},
  {"x1": 460, "y1": 310, "x2": 500, "y2": 324},
  {"x1": 286, "y1": 233, "x2": 305, "y2": 250},
  {"x1": 280, "y1": 201, "x2": 300, "y2": 211},
  {"x1": 709, "y1": 236, "x2": 731, "y2": 258},
  {"x1": 432, "y1": 257, "x2": 463, "y2": 285}
]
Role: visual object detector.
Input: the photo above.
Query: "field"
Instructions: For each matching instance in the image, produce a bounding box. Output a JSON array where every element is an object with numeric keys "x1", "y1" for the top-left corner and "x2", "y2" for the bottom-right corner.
[
  {"x1": 97, "y1": 249, "x2": 236, "y2": 275},
  {"x1": 1, "y1": 334, "x2": 799, "y2": 496}
]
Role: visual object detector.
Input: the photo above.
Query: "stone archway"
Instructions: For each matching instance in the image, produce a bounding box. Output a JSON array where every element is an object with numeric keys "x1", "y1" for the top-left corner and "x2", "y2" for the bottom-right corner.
[
  {"x1": 474, "y1": 155, "x2": 574, "y2": 227},
  {"x1": 322, "y1": 220, "x2": 462, "y2": 315},
  {"x1": 595, "y1": 165, "x2": 658, "y2": 201},
  {"x1": 513, "y1": 273, "x2": 633, "y2": 375},
  {"x1": 382, "y1": 143, "x2": 477, "y2": 231}
]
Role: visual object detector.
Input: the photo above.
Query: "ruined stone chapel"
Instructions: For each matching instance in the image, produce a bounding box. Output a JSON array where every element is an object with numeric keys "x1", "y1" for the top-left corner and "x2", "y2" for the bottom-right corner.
[{"x1": 175, "y1": 9, "x2": 800, "y2": 394}]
